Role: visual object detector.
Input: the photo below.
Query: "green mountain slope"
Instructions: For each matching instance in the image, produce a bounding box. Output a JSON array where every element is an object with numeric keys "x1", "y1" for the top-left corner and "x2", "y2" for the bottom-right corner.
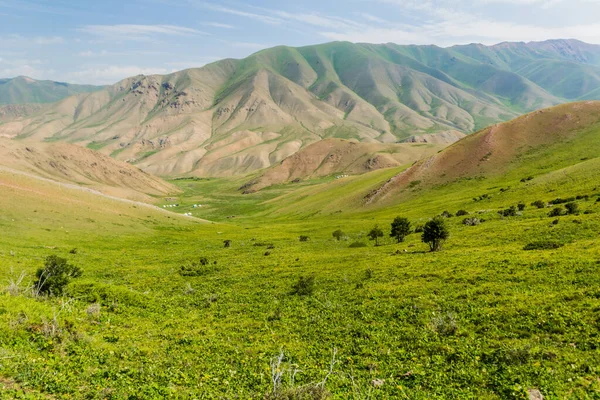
[
  {"x1": 0, "y1": 76, "x2": 103, "y2": 105},
  {"x1": 2, "y1": 40, "x2": 600, "y2": 178}
]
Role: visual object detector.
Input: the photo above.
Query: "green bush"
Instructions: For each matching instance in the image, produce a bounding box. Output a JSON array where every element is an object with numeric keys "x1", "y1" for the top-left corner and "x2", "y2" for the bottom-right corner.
[
  {"x1": 291, "y1": 276, "x2": 315, "y2": 296},
  {"x1": 517, "y1": 202, "x2": 526, "y2": 211},
  {"x1": 523, "y1": 241, "x2": 564, "y2": 250},
  {"x1": 440, "y1": 210, "x2": 453, "y2": 218},
  {"x1": 34, "y1": 255, "x2": 83, "y2": 296},
  {"x1": 299, "y1": 235, "x2": 310, "y2": 242},
  {"x1": 499, "y1": 206, "x2": 517, "y2": 217},
  {"x1": 565, "y1": 202, "x2": 579, "y2": 215},
  {"x1": 531, "y1": 200, "x2": 546, "y2": 209},
  {"x1": 331, "y1": 229, "x2": 345, "y2": 241},
  {"x1": 455, "y1": 210, "x2": 469, "y2": 216},
  {"x1": 548, "y1": 207, "x2": 565, "y2": 217},
  {"x1": 422, "y1": 217, "x2": 450, "y2": 252}
]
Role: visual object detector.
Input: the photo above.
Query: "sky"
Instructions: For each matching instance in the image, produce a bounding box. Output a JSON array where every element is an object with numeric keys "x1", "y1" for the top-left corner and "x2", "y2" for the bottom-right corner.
[{"x1": 2, "y1": 0, "x2": 600, "y2": 85}]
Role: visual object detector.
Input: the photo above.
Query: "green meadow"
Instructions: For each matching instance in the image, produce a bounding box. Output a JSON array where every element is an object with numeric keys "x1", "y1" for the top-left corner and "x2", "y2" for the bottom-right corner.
[{"x1": 1, "y1": 153, "x2": 600, "y2": 399}]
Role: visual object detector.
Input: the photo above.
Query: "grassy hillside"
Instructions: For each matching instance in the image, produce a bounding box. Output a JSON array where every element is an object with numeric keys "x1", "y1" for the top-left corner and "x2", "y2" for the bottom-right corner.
[
  {"x1": 2, "y1": 40, "x2": 600, "y2": 178},
  {"x1": 1, "y1": 120, "x2": 600, "y2": 398},
  {"x1": 0, "y1": 76, "x2": 102, "y2": 105}
]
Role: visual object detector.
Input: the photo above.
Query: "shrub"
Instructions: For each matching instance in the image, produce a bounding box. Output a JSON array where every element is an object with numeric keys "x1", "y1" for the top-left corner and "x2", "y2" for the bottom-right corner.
[
  {"x1": 223, "y1": 240, "x2": 231, "y2": 248},
  {"x1": 291, "y1": 276, "x2": 315, "y2": 296},
  {"x1": 499, "y1": 205, "x2": 517, "y2": 217},
  {"x1": 414, "y1": 225, "x2": 424, "y2": 233},
  {"x1": 520, "y1": 176, "x2": 534, "y2": 182},
  {"x1": 299, "y1": 235, "x2": 310, "y2": 242},
  {"x1": 596, "y1": 197, "x2": 600, "y2": 203},
  {"x1": 523, "y1": 241, "x2": 564, "y2": 250},
  {"x1": 576, "y1": 195, "x2": 589, "y2": 200},
  {"x1": 565, "y1": 202, "x2": 579, "y2": 215},
  {"x1": 348, "y1": 241, "x2": 367, "y2": 248},
  {"x1": 531, "y1": 200, "x2": 546, "y2": 209},
  {"x1": 69, "y1": 248, "x2": 78, "y2": 254},
  {"x1": 390, "y1": 217, "x2": 411, "y2": 243},
  {"x1": 34, "y1": 255, "x2": 83, "y2": 296},
  {"x1": 422, "y1": 217, "x2": 450, "y2": 252},
  {"x1": 517, "y1": 202, "x2": 526, "y2": 211},
  {"x1": 455, "y1": 210, "x2": 469, "y2": 216},
  {"x1": 440, "y1": 210, "x2": 453, "y2": 218},
  {"x1": 548, "y1": 207, "x2": 565, "y2": 217},
  {"x1": 549, "y1": 197, "x2": 576, "y2": 205},
  {"x1": 332, "y1": 229, "x2": 345, "y2": 241},
  {"x1": 463, "y1": 217, "x2": 480, "y2": 226},
  {"x1": 368, "y1": 225, "x2": 384, "y2": 246}
]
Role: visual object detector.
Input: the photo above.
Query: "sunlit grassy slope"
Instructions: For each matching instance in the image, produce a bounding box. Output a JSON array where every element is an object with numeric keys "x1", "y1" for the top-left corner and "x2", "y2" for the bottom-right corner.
[{"x1": 1, "y1": 103, "x2": 600, "y2": 398}]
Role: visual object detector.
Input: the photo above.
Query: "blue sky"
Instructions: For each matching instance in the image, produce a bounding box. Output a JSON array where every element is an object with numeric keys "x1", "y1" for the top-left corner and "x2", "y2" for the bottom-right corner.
[{"x1": 1, "y1": 0, "x2": 600, "y2": 85}]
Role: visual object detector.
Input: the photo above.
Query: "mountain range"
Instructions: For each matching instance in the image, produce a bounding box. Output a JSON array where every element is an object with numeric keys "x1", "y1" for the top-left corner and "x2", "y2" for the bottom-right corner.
[
  {"x1": 0, "y1": 76, "x2": 103, "y2": 105},
  {"x1": 1, "y1": 39, "x2": 600, "y2": 178}
]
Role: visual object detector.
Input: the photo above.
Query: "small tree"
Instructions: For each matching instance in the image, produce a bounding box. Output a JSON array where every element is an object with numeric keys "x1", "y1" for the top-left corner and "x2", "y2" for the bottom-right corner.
[
  {"x1": 332, "y1": 229, "x2": 345, "y2": 241},
  {"x1": 34, "y1": 255, "x2": 83, "y2": 296},
  {"x1": 390, "y1": 217, "x2": 411, "y2": 243},
  {"x1": 368, "y1": 225, "x2": 384, "y2": 246},
  {"x1": 422, "y1": 217, "x2": 450, "y2": 252}
]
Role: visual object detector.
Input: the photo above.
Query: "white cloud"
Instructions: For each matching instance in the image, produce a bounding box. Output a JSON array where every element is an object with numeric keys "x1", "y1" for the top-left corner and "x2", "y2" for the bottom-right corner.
[
  {"x1": 33, "y1": 36, "x2": 65, "y2": 45},
  {"x1": 200, "y1": 3, "x2": 283, "y2": 25},
  {"x1": 355, "y1": 13, "x2": 389, "y2": 24},
  {"x1": 77, "y1": 24, "x2": 208, "y2": 40},
  {"x1": 202, "y1": 22, "x2": 236, "y2": 29}
]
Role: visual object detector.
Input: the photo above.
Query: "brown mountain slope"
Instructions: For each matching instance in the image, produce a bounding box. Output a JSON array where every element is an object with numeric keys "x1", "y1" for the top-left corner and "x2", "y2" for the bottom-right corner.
[
  {"x1": 365, "y1": 101, "x2": 600, "y2": 204},
  {"x1": 0, "y1": 139, "x2": 178, "y2": 202},
  {"x1": 242, "y1": 136, "x2": 459, "y2": 192},
  {"x1": 0, "y1": 41, "x2": 573, "y2": 178}
]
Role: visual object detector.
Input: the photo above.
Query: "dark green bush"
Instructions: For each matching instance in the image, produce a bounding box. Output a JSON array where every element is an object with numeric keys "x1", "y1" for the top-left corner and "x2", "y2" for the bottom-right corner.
[
  {"x1": 531, "y1": 200, "x2": 546, "y2": 209},
  {"x1": 34, "y1": 255, "x2": 83, "y2": 296},
  {"x1": 456, "y1": 210, "x2": 469, "y2": 216},
  {"x1": 548, "y1": 207, "x2": 565, "y2": 217},
  {"x1": 499, "y1": 206, "x2": 517, "y2": 217},
  {"x1": 440, "y1": 210, "x2": 453, "y2": 218},
  {"x1": 517, "y1": 202, "x2": 526, "y2": 211},
  {"x1": 549, "y1": 197, "x2": 576, "y2": 205},
  {"x1": 332, "y1": 229, "x2": 345, "y2": 241},
  {"x1": 523, "y1": 241, "x2": 564, "y2": 250},
  {"x1": 565, "y1": 202, "x2": 579, "y2": 215},
  {"x1": 299, "y1": 235, "x2": 310, "y2": 242},
  {"x1": 291, "y1": 276, "x2": 315, "y2": 296}
]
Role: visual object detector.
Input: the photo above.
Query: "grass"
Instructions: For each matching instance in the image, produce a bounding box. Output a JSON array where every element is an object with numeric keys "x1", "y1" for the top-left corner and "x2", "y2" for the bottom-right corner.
[{"x1": 1, "y1": 150, "x2": 600, "y2": 398}]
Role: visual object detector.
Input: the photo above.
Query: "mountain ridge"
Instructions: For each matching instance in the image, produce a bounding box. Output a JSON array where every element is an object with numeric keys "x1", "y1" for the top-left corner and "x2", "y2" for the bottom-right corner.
[{"x1": 2, "y1": 39, "x2": 600, "y2": 178}]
